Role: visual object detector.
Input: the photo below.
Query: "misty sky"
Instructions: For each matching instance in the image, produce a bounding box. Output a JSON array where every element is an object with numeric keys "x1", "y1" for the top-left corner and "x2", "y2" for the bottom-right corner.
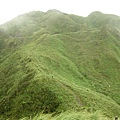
[{"x1": 0, "y1": 0, "x2": 120, "y2": 24}]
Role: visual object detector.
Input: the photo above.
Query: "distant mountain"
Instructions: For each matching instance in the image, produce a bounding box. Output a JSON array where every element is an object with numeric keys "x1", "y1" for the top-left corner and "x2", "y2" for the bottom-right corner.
[{"x1": 0, "y1": 10, "x2": 120, "y2": 120}]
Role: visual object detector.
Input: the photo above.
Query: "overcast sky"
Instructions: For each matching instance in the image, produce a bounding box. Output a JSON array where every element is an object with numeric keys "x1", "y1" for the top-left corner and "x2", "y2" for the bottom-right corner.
[{"x1": 0, "y1": 0, "x2": 120, "y2": 24}]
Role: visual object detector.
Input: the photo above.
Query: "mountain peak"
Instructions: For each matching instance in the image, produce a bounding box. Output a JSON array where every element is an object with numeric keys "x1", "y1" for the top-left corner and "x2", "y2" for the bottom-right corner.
[
  {"x1": 88, "y1": 11, "x2": 104, "y2": 17},
  {"x1": 47, "y1": 9, "x2": 62, "y2": 14}
]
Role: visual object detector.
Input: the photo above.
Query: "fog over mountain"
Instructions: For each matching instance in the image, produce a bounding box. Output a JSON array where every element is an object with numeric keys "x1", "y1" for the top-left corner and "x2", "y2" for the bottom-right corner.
[{"x1": 0, "y1": 0, "x2": 120, "y2": 24}]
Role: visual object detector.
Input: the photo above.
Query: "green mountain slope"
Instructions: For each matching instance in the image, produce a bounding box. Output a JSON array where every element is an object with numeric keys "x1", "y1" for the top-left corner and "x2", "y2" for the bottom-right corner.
[{"x1": 0, "y1": 10, "x2": 120, "y2": 119}]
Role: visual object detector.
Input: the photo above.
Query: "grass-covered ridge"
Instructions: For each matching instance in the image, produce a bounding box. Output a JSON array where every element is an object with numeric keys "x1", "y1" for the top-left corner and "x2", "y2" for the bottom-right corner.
[{"x1": 0, "y1": 10, "x2": 120, "y2": 119}]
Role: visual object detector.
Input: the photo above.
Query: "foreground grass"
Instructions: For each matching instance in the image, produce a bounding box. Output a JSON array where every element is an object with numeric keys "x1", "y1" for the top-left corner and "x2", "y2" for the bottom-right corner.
[{"x1": 20, "y1": 111, "x2": 111, "y2": 120}]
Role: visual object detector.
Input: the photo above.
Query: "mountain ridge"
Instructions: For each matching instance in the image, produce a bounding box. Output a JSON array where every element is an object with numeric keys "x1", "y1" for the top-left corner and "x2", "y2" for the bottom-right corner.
[{"x1": 0, "y1": 10, "x2": 120, "y2": 119}]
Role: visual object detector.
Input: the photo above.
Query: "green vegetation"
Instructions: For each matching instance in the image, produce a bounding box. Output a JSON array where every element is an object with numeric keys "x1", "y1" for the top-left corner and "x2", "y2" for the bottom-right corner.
[
  {"x1": 20, "y1": 111, "x2": 111, "y2": 120},
  {"x1": 0, "y1": 10, "x2": 120, "y2": 119}
]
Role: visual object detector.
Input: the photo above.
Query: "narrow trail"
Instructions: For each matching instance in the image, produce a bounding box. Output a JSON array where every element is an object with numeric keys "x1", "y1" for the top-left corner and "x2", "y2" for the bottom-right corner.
[{"x1": 55, "y1": 80, "x2": 83, "y2": 107}]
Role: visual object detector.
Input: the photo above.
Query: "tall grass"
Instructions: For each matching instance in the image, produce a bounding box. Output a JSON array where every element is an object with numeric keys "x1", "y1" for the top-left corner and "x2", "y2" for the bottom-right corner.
[{"x1": 20, "y1": 111, "x2": 111, "y2": 120}]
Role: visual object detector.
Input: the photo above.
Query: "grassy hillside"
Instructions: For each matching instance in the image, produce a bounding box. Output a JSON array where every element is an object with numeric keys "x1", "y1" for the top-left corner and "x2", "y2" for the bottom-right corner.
[{"x1": 0, "y1": 10, "x2": 120, "y2": 119}]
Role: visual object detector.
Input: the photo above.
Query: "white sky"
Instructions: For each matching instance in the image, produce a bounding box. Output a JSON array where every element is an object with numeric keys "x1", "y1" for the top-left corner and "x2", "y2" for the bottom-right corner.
[{"x1": 0, "y1": 0, "x2": 120, "y2": 25}]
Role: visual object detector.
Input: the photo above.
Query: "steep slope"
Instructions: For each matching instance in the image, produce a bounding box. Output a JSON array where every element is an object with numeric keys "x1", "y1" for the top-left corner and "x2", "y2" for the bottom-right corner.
[{"x1": 0, "y1": 10, "x2": 120, "y2": 119}]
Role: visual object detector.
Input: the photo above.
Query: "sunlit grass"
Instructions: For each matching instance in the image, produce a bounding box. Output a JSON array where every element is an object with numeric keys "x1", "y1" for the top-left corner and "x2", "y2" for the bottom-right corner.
[{"x1": 20, "y1": 111, "x2": 111, "y2": 120}]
